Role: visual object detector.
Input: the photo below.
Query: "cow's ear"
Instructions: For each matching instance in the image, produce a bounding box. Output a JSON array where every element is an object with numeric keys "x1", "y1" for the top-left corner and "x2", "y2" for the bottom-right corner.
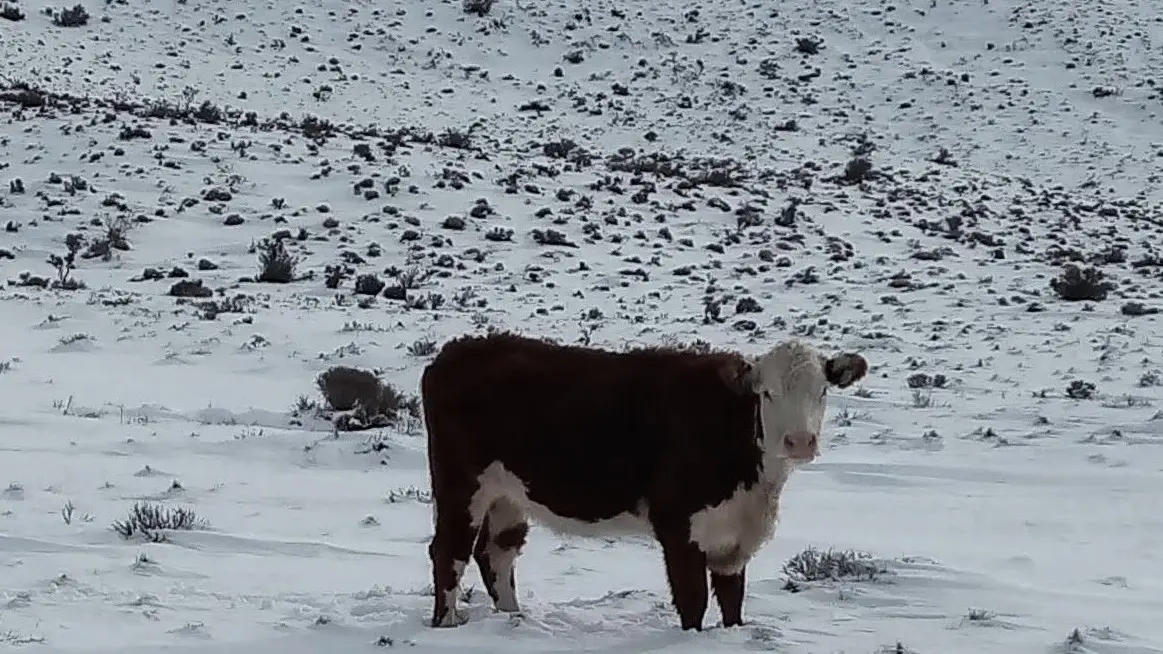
[
  {"x1": 720, "y1": 357, "x2": 759, "y2": 395},
  {"x1": 823, "y1": 353, "x2": 868, "y2": 389}
]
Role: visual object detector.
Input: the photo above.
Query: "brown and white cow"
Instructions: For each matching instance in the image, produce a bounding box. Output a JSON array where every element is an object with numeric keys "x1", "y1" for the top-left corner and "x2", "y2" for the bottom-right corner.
[{"x1": 419, "y1": 331, "x2": 868, "y2": 631}]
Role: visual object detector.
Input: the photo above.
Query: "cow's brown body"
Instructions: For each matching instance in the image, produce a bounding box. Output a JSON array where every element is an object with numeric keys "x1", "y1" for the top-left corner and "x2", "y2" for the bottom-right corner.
[{"x1": 419, "y1": 331, "x2": 867, "y2": 630}]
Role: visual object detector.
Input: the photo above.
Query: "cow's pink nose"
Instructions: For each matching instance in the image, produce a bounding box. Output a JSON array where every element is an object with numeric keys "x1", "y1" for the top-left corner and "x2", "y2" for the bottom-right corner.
[{"x1": 783, "y1": 432, "x2": 819, "y2": 461}]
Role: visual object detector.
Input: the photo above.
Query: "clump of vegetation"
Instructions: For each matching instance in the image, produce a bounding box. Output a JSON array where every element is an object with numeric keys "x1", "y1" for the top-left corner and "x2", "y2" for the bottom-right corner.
[
  {"x1": 1050, "y1": 264, "x2": 1115, "y2": 302},
  {"x1": 140, "y1": 87, "x2": 225, "y2": 125},
  {"x1": 353, "y1": 273, "x2": 385, "y2": 296},
  {"x1": 463, "y1": 0, "x2": 495, "y2": 16},
  {"x1": 794, "y1": 36, "x2": 822, "y2": 55},
  {"x1": 407, "y1": 338, "x2": 438, "y2": 357},
  {"x1": 255, "y1": 237, "x2": 299, "y2": 283},
  {"x1": 194, "y1": 294, "x2": 252, "y2": 320},
  {"x1": 837, "y1": 132, "x2": 876, "y2": 185},
  {"x1": 51, "y1": 3, "x2": 88, "y2": 26},
  {"x1": 82, "y1": 215, "x2": 132, "y2": 261},
  {"x1": 1120, "y1": 301, "x2": 1159, "y2": 317},
  {"x1": 906, "y1": 372, "x2": 948, "y2": 389},
  {"x1": 169, "y1": 279, "x2": 213, "y2": 298},
  {"x1": 1065, "y1": 379, "x2": 1096, "y2": 400},
  {"x1": 386, "y1": 486, "x2": 433, "y2": 504},
  {"x1": 111, "y1": 502, "x2": 203, "y2": 542},
  {"x1": 782, "y1": 546, "x2": 888, "y2": 588},
  {"x1": 437, "y1": 127, "x2": 473, "y2": 149},
  {"x1": 0, "y1": 79, "x2": 46, "y2": 108},
  {"x1": 315, "y1": 365, "x2": 421, "y2": 431},
  {"x1": 46, "y1": 233, "x2": 87, "y2": 291},
  {"x1": 1, "y1": 3, "x2": 26, "y2": 21},
  {"x1": 317, "y1": 366, "x2": 382, "y2": 412}
]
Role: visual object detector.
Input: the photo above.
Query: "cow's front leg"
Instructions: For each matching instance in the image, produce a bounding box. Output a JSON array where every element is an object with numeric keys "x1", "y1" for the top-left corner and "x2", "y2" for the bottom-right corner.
[
  {"x1": 657, "y1": 533, "x2": 709, "y2": 631},
  {"x1": 710, "y1": 565, "x2": 746, "y2": 627},
  {"x1": 429, "y1": 493, "x2": 476, "y2": 628}
]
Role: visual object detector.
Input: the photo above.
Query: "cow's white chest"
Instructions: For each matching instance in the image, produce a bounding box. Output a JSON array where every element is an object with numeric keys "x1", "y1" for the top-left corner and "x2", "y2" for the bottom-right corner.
[{"x1": 687, "y1": 481, "x2": 782, "y2": 575}]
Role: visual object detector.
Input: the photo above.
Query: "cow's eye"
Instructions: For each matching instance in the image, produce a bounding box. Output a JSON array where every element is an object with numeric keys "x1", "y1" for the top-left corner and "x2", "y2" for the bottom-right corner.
[{"x1": 761, "y1": 389, "x2": 772, "y2": 400}]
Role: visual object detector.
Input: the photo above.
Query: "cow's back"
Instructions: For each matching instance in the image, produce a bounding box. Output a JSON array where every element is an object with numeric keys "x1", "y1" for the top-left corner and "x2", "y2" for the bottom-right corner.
[
  {"x1": 421, "y1": 333, "x2": 758, "y2": 518},
  {"x1": 422, "y1": 334, "x2": 667, "y2": 492}
]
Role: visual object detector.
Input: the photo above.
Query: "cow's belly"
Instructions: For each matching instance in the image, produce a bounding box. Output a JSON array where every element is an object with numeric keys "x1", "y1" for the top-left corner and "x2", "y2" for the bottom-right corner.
[
  {"x1": 470, "y1": 461, "x2": 654, "y2": 538},
  {"x1": 687, "y1": 481, "x2": 781, "y2": 575},
  {"x1": 525, "y1": 501, "x2": 653, "y2": 537}
]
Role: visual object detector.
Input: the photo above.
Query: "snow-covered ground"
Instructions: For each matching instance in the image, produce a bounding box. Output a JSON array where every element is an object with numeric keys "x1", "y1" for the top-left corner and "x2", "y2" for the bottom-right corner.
[{"x1": 2, "y1": 0, "x2": 1163, "y2": 652}]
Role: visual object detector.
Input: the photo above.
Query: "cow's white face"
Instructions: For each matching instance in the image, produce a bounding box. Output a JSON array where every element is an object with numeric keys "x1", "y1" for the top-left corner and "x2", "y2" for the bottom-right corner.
[{"x1": 739, "y1": 340, "x2": 868, "y2": 465}]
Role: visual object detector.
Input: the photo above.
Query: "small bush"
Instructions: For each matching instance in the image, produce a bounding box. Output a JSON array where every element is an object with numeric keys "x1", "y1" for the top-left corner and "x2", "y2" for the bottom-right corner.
[
  {"x1": 906, "y1": 372, "x2": 947, "y2": 389},
  {"x1": 46, "y1": 233, "x2": 86, "y2": 291},
  {"x1": 1065, "y1": 379, "x2": 1096, "y2": 400},
  {"x1": 315, "y1": 365, "x2": 422, "y2": 431},
  {"x1": 910, "y1": 388, "x2": 935, "y2": 408},
  {"x1": 379, "y1": 381, "x2": 422, "y2": 421},
  {"x1": 255, "y1": 237, "x2": 298, "y2": 283},
  {"x1": 1120, "y1": 301, "x2": 1159, "y2": 317},
  {"x1": 354, "y1": 273, "x2": 385, "y2": 296},
  {"x1": 111, "y1": 502, "x2": 203, "y2": 542},
  {"x1": 81, "y1": 215, "x2": 132, "y2": 261},
  {"x1": 407, "y1": 338, "x2": 438, "y2": 357},
  {"x1": 386, "y1": 486, "x2": 433, "y2": 504},
  {"x1": 782, "y1": 546, "x2": 887, "y2": 583},
  {"x1": 1, "y1": 3, "x2": 26, "y2": 21},
  {"x1": 169, "y1": 279, "x2": 213, "y2": 298},
  {"x1": 195, "y1": 294, "x2": 251, "y2": 320},
  {"x1": 1050, "y1": 264, "x2": 1115, "y2": 302},
  {"x1": 437, "y1": 127, "x2": 473, "y2": 149},
  {"x1": 841, "y1": 156, "x2": 872, "y2": 184},
  {"x1": 51, "y1": 3, "x2": 88, "y2": 26},
  {"x1": 462, "y1": 0, "x2": 495, "y2": 17},
  {"x1": 317, "y1": 366, "x2": 382, "y2": 412},
  {"x1": 794, "y1": 36, "x2": 822, "y2": 55}
]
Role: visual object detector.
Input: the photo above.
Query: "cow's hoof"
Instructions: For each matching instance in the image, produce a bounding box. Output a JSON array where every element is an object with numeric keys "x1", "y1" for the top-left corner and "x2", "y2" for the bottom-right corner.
[
  {"x1": 722, "y1": 619, "x2": 745, "y2": 628},
  {"x1": 431, "y1": 609, "x2": 466, "y2": 628},
  {"x1": 721, "y1": 614, "x2": 745, "y2": 628}
]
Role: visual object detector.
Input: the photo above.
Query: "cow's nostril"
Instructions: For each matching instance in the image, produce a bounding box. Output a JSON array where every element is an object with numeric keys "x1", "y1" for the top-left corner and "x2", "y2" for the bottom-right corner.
[
  {"x1": 783, "y1": 435, "x2": 795, "y2": 450},
  {"x1": 809, "y1": 435, "x2": 818, "y2": 448}
]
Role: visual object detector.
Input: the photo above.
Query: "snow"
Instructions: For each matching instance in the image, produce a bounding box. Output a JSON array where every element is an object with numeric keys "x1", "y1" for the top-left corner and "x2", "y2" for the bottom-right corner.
[{"x1": 2, "y1": 0, "x2": 1163, "y2": 651}]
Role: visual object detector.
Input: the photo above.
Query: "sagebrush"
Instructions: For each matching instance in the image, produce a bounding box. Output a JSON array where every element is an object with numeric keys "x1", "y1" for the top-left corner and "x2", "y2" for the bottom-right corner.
[{"x1": 111, "y1": 502, "x2": 203, "y2": 542}]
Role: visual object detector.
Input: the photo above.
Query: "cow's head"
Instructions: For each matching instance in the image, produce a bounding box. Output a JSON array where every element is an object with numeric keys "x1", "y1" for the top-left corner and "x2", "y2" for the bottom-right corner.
[{"x1": 722, "y1": 340, "x2": 868, "y2": 464}]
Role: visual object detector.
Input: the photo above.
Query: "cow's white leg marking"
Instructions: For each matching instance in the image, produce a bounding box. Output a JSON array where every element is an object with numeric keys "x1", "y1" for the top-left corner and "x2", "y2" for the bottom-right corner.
[
  {"x1": 487, "y1": 542, "x2": 520, "y2": 612},
  {"x1": 484, "y1": 498, "x2": 525, "y2": 613},
  {"x1": 437, "y1": 560, "x2": 468, "y2": 627}
]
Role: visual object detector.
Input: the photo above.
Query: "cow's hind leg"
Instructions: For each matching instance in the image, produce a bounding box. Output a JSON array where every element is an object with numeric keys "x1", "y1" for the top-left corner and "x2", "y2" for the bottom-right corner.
[
  {"x1": 429, "y1": 490, "x2": 477, "y2": 628},
  {"x1": 471, "y1": 513, "x2": 497, "y2": 605},
  {"x1": 472, "y1": 497, "x2": 528, "y2": 613}
]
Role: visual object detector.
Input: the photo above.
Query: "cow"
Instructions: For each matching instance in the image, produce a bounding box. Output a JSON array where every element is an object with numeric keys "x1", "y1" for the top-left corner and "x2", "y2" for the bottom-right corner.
[{"x1": 419, "y1": 331, "x2": 868, "y2": 631}]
